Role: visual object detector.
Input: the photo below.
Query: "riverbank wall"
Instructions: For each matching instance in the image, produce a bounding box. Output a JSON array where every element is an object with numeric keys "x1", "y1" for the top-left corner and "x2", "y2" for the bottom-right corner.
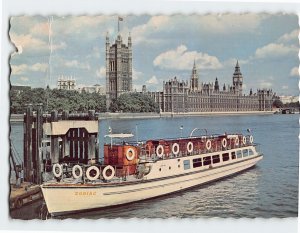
[{"x1": 10, "y1": 111, "x2": 275, "y2": 122}]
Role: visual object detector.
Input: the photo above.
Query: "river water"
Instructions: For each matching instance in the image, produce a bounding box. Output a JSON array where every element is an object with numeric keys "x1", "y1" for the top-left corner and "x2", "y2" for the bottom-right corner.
[{"x1": 10, "y1": 114, "x2": 299, "y2": 219}]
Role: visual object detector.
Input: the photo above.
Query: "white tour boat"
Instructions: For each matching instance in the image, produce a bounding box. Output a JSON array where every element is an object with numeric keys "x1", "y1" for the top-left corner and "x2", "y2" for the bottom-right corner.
[{"x1": 41, "y1": 129, "x2": 263, "y2": 216}]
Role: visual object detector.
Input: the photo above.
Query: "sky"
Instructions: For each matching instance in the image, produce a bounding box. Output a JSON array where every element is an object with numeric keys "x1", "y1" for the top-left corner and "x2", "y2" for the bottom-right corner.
[{"x1": 9, "y1": 14, "x2": 299, "y2": 96}]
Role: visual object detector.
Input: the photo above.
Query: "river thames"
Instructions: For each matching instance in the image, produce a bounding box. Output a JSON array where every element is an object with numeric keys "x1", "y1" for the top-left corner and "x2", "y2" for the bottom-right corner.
[{"x1": 10, "y1": 114, "x2": 298, "y2": 219}]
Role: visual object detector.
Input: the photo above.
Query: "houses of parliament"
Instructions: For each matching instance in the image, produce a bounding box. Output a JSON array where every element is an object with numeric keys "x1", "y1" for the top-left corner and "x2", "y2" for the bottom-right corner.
[{"x1": 105, "y1": 32, "x2": 274, "y2": 113}]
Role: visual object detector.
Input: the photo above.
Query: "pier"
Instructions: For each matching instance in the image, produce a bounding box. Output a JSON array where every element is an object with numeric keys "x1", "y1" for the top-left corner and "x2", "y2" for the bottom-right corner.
[{"x1": 10, "y1": 106, "x2": 99, "y2": 210}]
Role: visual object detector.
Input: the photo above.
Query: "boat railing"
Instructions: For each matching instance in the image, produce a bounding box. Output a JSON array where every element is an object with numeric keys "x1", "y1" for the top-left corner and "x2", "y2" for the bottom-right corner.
[{"x1": 139, "y1": 141, "x2": 258, "y2": 162}]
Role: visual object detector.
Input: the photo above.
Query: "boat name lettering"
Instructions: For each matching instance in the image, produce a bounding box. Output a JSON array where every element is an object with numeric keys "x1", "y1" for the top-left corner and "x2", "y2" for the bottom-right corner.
[{"x1": 74, "y1": 191, "x2": 96, "y2": 196}]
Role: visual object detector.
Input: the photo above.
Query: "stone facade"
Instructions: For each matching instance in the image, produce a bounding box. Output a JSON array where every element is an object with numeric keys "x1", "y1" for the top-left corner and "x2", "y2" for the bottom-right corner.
[
  {"x1": 57, "y1": 76, "x2": 76, "y2": 90},
  {"x1": 106, "y1": 32, "x2": 132, "y2": 109},
  {"x1": 148, "y1": 61, "x2": 274, "y2": 113}
]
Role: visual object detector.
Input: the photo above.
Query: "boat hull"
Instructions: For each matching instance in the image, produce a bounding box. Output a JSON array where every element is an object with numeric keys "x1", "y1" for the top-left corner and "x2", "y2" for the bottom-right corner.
[{"x1": 41, "y1": 154, "x2": 262, "y2": 215}]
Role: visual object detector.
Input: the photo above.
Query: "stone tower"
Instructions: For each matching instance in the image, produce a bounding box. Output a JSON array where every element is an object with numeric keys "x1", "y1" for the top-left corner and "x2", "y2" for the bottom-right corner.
[
  {"x1": 232, "y1": 60, "x2": 243, "y2": 94},
  {"x1": 190, "y1": 60, "x2": 199, "y2": 91},
  {"x1": 214, "y1": 77, "x2": 219, "y2": 92},
  {"x1": 106, "y1": 32, "x2": 132, "y2": 110}
]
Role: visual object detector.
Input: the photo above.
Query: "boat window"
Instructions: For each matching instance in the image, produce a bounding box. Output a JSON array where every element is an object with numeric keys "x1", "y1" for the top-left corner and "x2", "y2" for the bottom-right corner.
[
  {"x1": 193, "y1": 158, "x2": 202, "y2": 168},
  {"x1": 231, "y1": 151, "x2": 236, "y2": 160},
  {"x1": 203, "y1": 156, "x2": 211, "y2": 166},
  {"x1": 249, "y1": 149, "x2": 254, "y2": 156},
  {"x1": 183, "y1": 160, "x2": 190, "y2": 170},
  {"x1": 243, "y1": 149, "x2": 248, "y2": 157},
  {"x1": 236, "y1": 150, "x2": 242, "y2": 158},
  {"x1": 212, "y1": 155, "x2": 220, "y2": 164},
  {"x1": 222, "y1": 153, "x2": 230, "y2": 162}
]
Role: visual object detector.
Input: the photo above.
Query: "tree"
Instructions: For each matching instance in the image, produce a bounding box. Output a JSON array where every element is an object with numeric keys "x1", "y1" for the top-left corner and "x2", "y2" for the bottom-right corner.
[
  {"x1": 273, "y1": 99, "x2": 284, "y2": 108},
  {"x1": 10, "y1": 88, "x2": 107, "y2": 114},
  {"x1": 110, "y1": 93, "x2": 159, "y2": 113}
]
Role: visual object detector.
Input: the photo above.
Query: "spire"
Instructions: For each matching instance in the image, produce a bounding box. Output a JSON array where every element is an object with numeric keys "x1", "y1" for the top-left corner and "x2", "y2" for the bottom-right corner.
[
  {"x1": 235, "y1": 60, "x2": 241, "y2": 73},
  {"x1": 232, "y1": 59, "x2": 243, "y2": 94},
  {"x1": 106, "y1": 31, "x2": 109, "y2": 43},
  {"x1": 190, "y1": 60, "x2": 199, "y2": 91},
  {"x1": 128, "y1": 32, "x2": 132, "y2": 47},
  {"x1": 214, "y1": 77, "x2": 219, "y2": 91}
]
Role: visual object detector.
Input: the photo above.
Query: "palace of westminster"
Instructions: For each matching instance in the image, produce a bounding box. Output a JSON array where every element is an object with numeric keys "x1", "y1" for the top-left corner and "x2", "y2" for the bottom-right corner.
[{"x1": 105, "y1": 31, "x2": 274, "y2": 113}]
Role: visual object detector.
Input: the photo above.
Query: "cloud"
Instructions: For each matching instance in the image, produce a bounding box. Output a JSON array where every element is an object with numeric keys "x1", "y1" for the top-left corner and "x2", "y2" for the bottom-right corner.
[
  {"x1": 11, "y1": 63, "x2": 48, "y2": 75},
  {"x1": 282, "y1": 85, "x2": 289, "y2": 90},
  {"x1": 52, "y1": 16, "x2": 112, "y2": 37},
  {"x1": 96, "y1": 66, "x2": 106, "y2": 78},
  {"x1": 20, "y1": 77, "x2": 29, "y2": 82},
  {"x1": 30, "y1": 21, "x2": 51, "y2": 37},
  {"x1": 64, "y1": 60, "x2": 90, "y2": 70},
  {"x1": 133, "y1": 68, "x2": 143, "y2": 80},
  {"x1": 258, "y1": 80, "x2": 273, "y2": 88},
  {"x1": 131, "y1": 14, "x2": 268, "y2": 44},
  {"x1": 278, "y1": 29, "x2": 299, "y2": 43},
  {"x1": 289, "y1": 67, "x2": 299, "y2": 77},
  {"x1": 131, "y1": 16, "x2": 170, "y2": 44},
  {"x1": 195, "y1": 14, "x2": 268, "y2": 34},
  {"x1": 10, "y1": 32, "x2": 66, "y2": 54},
  {"x1": 146, "y1": 75, "x2": 159, "y2": 85},
  {"x1": 153, "y1": 45, "x2": 222, "y2": 70},
  {"x1": 254, "y1": 43, "x2": 297, "y2": 59}
]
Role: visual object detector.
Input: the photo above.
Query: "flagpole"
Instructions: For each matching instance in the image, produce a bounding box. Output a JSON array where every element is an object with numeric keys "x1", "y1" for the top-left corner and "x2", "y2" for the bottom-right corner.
[{"x1": 118, "y1": 18, "x2": 119, "y2": 33}]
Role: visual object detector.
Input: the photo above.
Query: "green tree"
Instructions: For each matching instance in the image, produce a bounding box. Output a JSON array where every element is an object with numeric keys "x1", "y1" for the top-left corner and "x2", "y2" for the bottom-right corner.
[{"x1": 110, "y1": 93, "x2": 159, "y2": 113}]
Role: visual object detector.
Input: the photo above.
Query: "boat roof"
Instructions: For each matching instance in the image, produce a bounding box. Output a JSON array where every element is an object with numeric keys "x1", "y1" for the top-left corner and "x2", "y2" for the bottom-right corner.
[{"x1": 104, "y1": 133, "x2": 134, "y2": 138}]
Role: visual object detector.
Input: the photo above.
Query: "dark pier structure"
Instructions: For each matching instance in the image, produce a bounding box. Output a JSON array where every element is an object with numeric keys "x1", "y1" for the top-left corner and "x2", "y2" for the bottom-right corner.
[{"x1": 10, "y1": 106, "x2": 99, "y2": 209}]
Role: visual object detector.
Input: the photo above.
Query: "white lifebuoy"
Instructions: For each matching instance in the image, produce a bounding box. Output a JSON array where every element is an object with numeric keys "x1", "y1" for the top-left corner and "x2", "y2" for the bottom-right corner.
[
  {"x1": 52, "y1": 163, "x2": 63, "y2": 178},
  {"x1": 242, "y1": 136, "x2": 247, "y2": 145},
  {"x1": 235, "y1": 137, "x2": 239, "y2": 146},
  {"x1": 249, "y1": 135, "x2": 254, "y2": 144},
  {"x1": 86, "y1": 166, "x2": 100, "y2": 181},
  {"x1": 222, "y1": 138, "x2": 227, "y2": 148},
  {"x1": 72, "y1": 165, "x2": 83, "y2": 179},
  {"x1": 102, "y1": 165, "x2": 115, "y2": 180},
  {"x1": 172, "y1": 143, "x2": 180, "y2": 155},
  {"x1": 206, "y1": 140, "x2": 212, "y2": 150},
  {"x1": 126, "y1": 148, "x2": 135, "y2": 161},
  {"x1": 187, "y1": 142, "x2": 193, "y2": 153},
  {"x1": 156, "y1": 145, "x2": 164, "y2": 158}
]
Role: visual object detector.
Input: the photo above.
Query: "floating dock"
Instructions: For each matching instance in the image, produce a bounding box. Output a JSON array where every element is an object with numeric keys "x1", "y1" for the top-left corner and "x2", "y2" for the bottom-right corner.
[{"x1": 10, "y1": 182, "x2": 42, "y2": 209}]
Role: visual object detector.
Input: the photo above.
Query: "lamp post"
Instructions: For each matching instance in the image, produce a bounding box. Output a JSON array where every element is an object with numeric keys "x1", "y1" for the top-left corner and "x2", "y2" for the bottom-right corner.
[{"x1": 180, "y1": 125, "x2": 183, "y2": 138}]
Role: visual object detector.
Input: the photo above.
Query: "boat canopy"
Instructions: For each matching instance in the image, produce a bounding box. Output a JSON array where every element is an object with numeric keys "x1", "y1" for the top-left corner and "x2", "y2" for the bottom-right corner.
[{"x1": 104, "y1": 133, "x2": 134, "y2": 138}]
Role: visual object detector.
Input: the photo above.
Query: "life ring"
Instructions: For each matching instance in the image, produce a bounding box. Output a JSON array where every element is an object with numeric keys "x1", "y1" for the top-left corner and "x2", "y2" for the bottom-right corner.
[
  {"x1": 242, "y1": 136, "x2": 247, "y2": 145},
  {"x1": 249, "y1": 135, "x2": 254, "y2": 144},
  {"x1": 86, "y1": 166, "x2": 100, "y2": 181},
  {"x1": 206, "y1": 140, "x2": 212, "y2": 150},
  {"x1": 156, "y1": 145, "x2": 164, "y2": 158},
  {"x1": 235, "y1": 137, "x2": 239, "y2": 146},
  {"x1": 187, "y1": 142, "x2": 193, "y2": 153},
  {"x1": 102, "y1": 165, "x2": 115, "y2": 180},
  {"x1": 222, "y1": 138, "x2": 227, "y2": 148},
  {"x1": 172, "y1": 143, "x2": 180, "y2": 155},
  {"x1": 126, "y1": 148, "x2": 135, "y2": 161},
  {"x1": 72, "y1": 165, "x2": 83, "y2": 179},
  {"x1": 52, "y1": 163, "x2": 63, "y2": 178}
]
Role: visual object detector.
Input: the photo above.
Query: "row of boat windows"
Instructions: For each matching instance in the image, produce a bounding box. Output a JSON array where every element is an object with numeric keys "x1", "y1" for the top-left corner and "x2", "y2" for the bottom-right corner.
[
  {"x1": 157, "y1": 148, "x2": 255, "y2": 172},
  {"x1": 184, "y1": 148, "x2": 255, "y2": 170}
]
